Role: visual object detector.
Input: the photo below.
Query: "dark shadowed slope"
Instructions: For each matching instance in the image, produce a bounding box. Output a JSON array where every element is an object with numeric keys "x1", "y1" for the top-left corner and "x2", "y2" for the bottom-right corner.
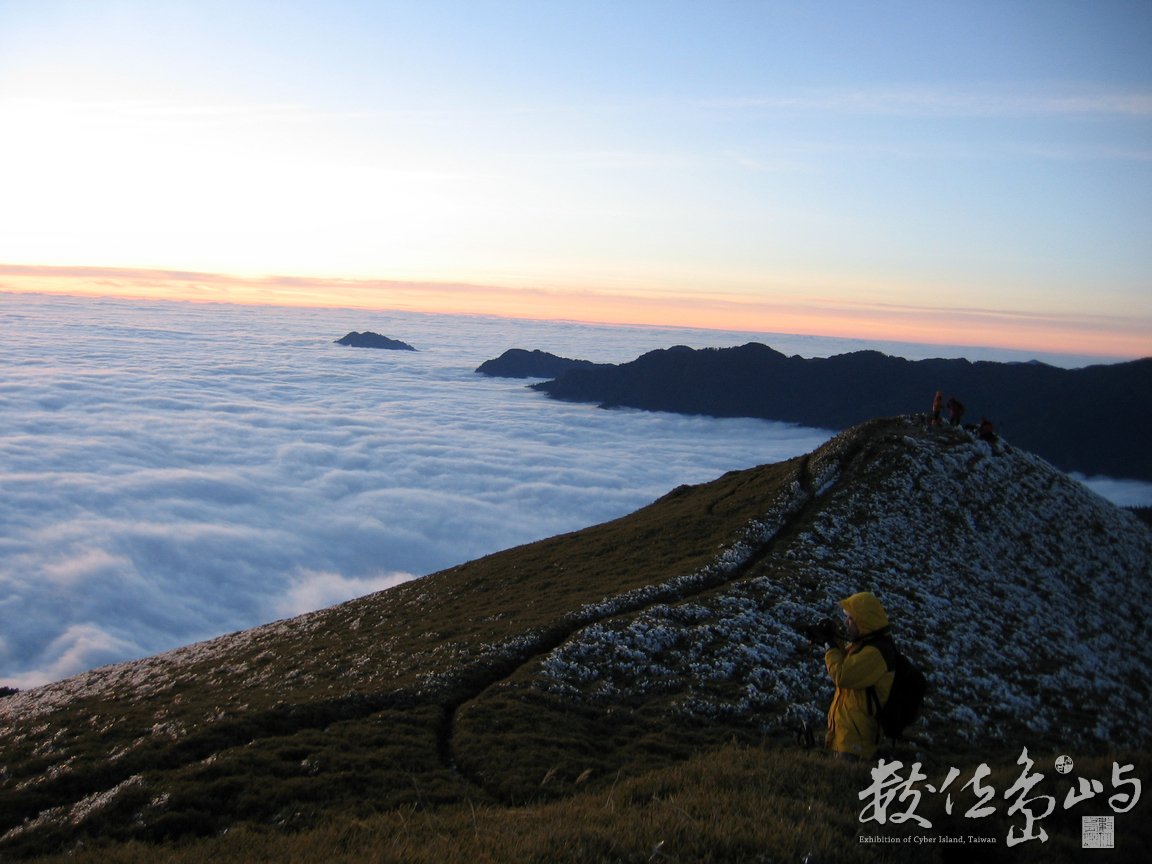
[
  {"x1": 530, "y1": 343, "x2": 1152, "y2": 481},
  {"x1": 1, "y1": 418, "x2": 1149, "y2": 856},
  {"x1": 1130, "y1": 506, "x2": 1152, "y2": 528}
]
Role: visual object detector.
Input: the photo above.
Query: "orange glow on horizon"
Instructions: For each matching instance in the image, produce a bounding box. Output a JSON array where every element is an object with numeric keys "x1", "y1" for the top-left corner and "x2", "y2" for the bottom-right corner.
[{"x1": 1, "y1": 264, "x2": 1148, "y2": 360}]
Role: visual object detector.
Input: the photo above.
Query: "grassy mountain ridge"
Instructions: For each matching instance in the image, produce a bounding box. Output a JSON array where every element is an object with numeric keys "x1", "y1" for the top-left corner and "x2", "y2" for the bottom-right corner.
[{"x1": 2, "y1": 417, "x2": 1150, "y2": 860}]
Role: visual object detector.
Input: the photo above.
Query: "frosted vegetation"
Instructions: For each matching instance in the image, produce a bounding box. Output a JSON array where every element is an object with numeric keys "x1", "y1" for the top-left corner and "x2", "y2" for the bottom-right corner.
[{"x1": 536, "y1": 420, "x2": 1152, "y2": 749}]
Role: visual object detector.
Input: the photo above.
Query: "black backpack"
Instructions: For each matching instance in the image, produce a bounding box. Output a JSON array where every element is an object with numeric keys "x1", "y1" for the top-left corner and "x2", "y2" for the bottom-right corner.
[{"x1": 862, "y1": 633, "x2": 928, "y2": 742}]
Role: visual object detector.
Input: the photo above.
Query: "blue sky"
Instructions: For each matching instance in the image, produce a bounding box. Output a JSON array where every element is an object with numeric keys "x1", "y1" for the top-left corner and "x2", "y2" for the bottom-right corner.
[{"x1": 0, "y1": 1, "x2": 1149, "y2": 354}]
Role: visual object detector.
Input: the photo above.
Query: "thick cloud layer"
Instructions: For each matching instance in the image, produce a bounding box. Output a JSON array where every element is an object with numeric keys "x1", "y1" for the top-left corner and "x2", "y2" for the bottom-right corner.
[{"x1": 1, "y1": 293, "x2": 1146, "y2": 687}]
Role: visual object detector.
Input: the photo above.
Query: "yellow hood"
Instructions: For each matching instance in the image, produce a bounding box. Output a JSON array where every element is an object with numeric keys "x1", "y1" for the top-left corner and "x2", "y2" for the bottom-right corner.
[{"x1": 838, "y1": 592, "x2": 889, "y2": 636}]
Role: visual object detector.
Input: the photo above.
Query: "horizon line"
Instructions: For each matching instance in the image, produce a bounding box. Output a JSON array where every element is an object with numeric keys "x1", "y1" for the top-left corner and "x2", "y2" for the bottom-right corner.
[{"x1": 1, "y1": 262, "x2": 1147, "y2": 362}]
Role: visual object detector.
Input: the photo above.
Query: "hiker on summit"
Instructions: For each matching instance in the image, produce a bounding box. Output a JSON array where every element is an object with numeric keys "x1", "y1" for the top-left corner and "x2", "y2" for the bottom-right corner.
[
  {"x1": 813, "y1": 592, "x2": 895, "y2": 762},
  {"x1": 931, "y1": 391, "x2": 943, "y2": 426},
  {"x1": 946, "y1": 396, "x2": 965, "y2": 426}
]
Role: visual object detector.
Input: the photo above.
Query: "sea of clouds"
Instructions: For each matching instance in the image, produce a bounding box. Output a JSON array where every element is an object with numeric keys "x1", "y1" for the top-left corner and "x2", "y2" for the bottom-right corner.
[{"x1": 1, "y1": 292, "x2": 1147, "y2": 688}]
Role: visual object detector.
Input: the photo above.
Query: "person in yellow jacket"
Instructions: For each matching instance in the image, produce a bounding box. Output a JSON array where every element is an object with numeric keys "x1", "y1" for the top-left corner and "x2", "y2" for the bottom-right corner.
[{"x1": 823, "y1": 592, "x2": 895, "y2": 761}]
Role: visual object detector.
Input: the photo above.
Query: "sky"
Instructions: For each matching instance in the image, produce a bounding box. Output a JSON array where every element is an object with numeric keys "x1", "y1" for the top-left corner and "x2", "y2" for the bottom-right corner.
[{"x1": 0, "y1": 1, "x2": 1150, "y2": 356}]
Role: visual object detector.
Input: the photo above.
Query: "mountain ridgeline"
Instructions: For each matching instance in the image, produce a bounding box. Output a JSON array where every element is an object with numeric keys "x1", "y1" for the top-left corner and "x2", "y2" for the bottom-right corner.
[
  {"x1": 489, "y1": 342, "x2": 1151, "y2": 482},
  {"x1": 334, "y1": 331, "x2": 417, "y2": 351},
  {"x1": 475, "y1": 348, "x2": 610, "y2": 378},
  {"x1": 1, "y1": 418, "x2": 1149, "y2": 858}
]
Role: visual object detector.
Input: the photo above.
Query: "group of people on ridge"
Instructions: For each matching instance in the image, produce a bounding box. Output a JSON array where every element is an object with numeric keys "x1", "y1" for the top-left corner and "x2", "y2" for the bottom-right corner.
[
  {"x1": 804, "y1": 386, "x2": 1020, "y2": 761},
  {"x1": 931, "y1": 390, "x2": 995, "y2": 441}
]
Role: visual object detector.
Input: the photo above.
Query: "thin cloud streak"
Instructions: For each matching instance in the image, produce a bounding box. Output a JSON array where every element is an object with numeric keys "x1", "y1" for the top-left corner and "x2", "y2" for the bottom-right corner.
[
  {"x1": 703, "y1": 87, "x2": 1152, "y2": 117},
  {"x1": 17, "y1": 83, "x2": 1149, "y2": 123}
]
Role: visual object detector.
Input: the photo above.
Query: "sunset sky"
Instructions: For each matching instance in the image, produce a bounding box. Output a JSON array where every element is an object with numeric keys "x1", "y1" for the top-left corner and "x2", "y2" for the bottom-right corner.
[{"x1": 1, "y1": 1, "x2": 1149, "y2": 356}]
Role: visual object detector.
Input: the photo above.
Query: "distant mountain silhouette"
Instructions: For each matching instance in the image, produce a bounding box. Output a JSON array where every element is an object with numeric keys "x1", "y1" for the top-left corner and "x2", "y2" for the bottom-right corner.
[
  {"x1": 335, "y1": 331, "x2": 416, "y2": 350},
  {"x1": 476, "y1": 348, "x2": 610, "y2": 378},
  {"x1": 527, "y1": 342, "x2": 1152, "y2": 482}
]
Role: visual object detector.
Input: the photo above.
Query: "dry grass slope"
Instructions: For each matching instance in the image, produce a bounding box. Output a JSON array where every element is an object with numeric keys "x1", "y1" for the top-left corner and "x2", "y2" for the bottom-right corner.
[{"x1": 16, "y1": 745, "x2": 1152, "y2": 864}]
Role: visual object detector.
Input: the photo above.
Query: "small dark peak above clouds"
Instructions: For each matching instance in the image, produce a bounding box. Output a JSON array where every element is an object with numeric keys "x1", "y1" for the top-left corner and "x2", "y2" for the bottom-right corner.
[
  {"x1": 335, "y1": 331, "x2": 417, "y2": 351},
  {"x1": 475, "y1": 348, "x2": 613, "y2": 378}
]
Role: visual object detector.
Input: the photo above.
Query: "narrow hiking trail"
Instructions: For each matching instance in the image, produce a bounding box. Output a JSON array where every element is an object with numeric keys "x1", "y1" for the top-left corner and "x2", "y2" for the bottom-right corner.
[{"x1": 434, "y1": 445, "x2": 857, "y2": 794}]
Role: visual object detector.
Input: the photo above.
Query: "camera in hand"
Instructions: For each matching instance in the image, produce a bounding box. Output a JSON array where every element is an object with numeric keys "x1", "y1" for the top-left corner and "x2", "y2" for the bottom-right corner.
[{"x1": 799, "y1": 617, "x2": 838, "y2": 646}]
